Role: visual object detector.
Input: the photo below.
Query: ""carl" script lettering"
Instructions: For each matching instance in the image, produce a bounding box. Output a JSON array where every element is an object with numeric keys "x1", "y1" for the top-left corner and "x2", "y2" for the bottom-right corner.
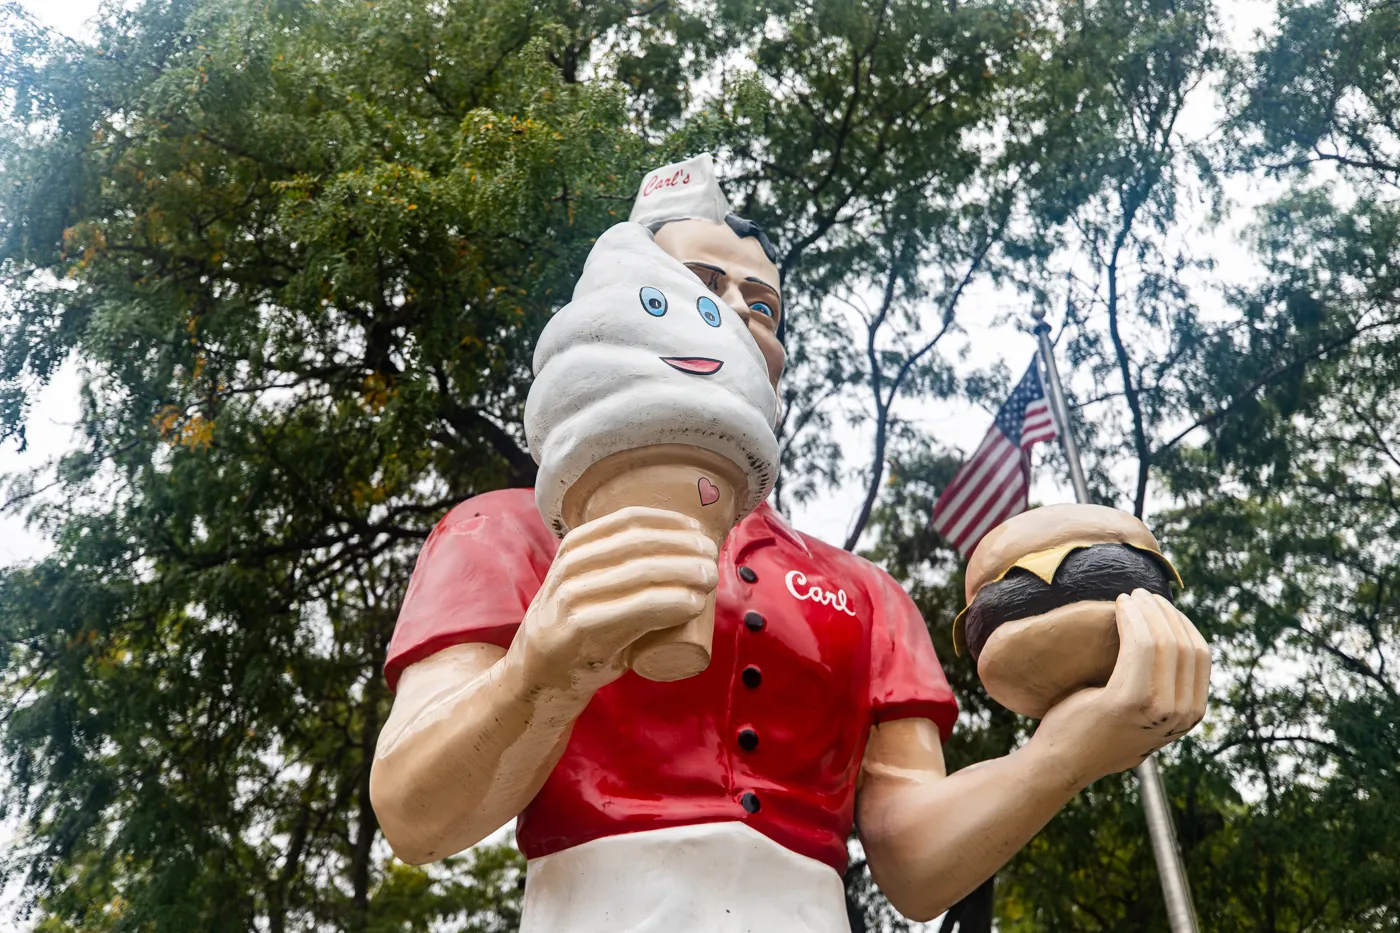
[
  {"x1": 642, "y1": 168, "x2": 691, "y2": 197},
  {"x1": 785, "y1": 570, "x2": 858, "y2": 618}
]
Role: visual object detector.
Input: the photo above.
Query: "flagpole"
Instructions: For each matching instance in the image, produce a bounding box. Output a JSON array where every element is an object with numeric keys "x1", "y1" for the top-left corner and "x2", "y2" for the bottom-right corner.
[{"x1": 1030, "y1": 307, "x2": 1202, "y2": 933}]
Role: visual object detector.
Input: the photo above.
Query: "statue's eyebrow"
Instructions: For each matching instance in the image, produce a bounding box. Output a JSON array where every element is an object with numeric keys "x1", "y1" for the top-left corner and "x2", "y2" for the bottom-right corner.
[
  {"x1": 688, "y1": 262, "x2": 726, "y2": 276},
  {"x1": 745, "y1": 276, "x2": 779, "y2": 295}
]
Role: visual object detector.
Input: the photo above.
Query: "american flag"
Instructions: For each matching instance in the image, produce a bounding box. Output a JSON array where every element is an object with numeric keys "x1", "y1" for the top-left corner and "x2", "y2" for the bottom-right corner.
[{"x1": 932, "y1": 358, "x2": 1059, "y2": 557}]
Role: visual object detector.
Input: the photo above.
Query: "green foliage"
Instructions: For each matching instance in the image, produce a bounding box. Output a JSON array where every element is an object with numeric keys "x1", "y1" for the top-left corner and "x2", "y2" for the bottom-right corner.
[
  {"x1": 1230, "y1": 0, "x2": 1400, "y2": 184},
  {"x1": 1153, "y1": 183, "x2": 1400, "y2": 928},
  {"x1": 701, "y1": 0, "x2": 1036, "y2": 515}
]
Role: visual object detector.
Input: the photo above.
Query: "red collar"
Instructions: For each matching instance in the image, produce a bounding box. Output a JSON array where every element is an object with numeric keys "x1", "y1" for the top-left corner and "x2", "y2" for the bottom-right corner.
[{"x1": 730, "y1": 501, "x2": 811, "y2": 559}]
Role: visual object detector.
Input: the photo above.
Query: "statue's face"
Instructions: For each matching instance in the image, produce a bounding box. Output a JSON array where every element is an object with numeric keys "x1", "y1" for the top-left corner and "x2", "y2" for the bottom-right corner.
[{"x1": 653, "y1": 220, "x2": 785, "y2": 392}]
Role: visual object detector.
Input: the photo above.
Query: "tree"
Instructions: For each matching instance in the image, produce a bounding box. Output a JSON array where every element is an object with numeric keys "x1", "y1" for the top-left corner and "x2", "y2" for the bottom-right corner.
[
  {"x1": 0, "y1": 0, "x2": 675, "y2": 928},
  {"x1": 902, "y1": 1, "x2": 1231, "y2": 926},
  {"x1": 0, "y1": 0, "x2": 1045, "y2": 927},
  {"x1": 1158, "y1": 5, "x2": 1400, "y2": 923},
  {"x1": 914, "y1": 2, "x2": 1400, "y2": 929}
]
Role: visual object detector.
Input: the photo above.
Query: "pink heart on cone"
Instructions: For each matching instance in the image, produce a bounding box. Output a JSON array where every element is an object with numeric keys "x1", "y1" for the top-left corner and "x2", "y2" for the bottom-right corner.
[{"x1": 697, "y1": 476, "x2": 720, "y2": 506}]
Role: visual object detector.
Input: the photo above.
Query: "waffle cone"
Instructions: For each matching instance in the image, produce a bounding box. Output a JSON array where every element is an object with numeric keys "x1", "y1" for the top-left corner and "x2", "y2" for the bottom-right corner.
[{"x1": 561, "y1": 444, "x2": 747, "y2": 682}]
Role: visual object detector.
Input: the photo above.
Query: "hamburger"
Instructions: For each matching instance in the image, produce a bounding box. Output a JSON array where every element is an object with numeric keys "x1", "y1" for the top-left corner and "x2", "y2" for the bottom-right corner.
[{"x1": 954, "y1": 503, "x2": 1182, "y2": 718}]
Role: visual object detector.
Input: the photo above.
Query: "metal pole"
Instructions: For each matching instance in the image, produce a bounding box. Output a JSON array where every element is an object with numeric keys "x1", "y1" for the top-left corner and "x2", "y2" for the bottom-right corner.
[
  {"x1": 1137, "y1": 753, "x2": 1202, "y2": 933},
  {"x1": 1030, "y1": 307, "x2": 1202, "y2": 933},
  {"x1": 1032, "y1": 308, "x2": 1090, "y2": 504}
]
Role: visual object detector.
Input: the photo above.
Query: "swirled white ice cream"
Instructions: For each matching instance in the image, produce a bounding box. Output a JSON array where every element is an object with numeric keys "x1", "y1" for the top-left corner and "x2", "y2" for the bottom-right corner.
[{"x1": 525, "y1": 222, "x2": 779, "y2": 535}]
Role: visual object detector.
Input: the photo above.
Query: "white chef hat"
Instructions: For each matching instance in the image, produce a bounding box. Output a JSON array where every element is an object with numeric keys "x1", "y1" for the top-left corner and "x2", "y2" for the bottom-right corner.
[{"x1": 628, "y1": 153, "x2": 733, "y2": 229}]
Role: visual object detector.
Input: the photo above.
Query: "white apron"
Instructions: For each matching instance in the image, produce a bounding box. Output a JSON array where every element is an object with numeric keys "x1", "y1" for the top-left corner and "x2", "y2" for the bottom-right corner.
[{"x1": 519, "y1": 821, "x2": 852, "y2": 933}]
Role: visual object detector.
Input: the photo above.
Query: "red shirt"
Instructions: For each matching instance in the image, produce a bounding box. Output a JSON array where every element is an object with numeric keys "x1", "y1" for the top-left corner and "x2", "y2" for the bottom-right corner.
[{"x1": 385, "y1": 489, "x2": 958, "y2": 873}]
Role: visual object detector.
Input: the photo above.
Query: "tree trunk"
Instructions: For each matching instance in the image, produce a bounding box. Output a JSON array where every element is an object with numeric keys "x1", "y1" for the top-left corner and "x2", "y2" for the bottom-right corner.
[{"x1": 349, "y1": 675, "x2": 383, "y2": 933}]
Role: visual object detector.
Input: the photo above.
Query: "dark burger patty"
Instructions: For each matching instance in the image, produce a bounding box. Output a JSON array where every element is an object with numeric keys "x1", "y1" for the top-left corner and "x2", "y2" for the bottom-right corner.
[{"x1": 965, "y1": 544, "x2": 1174, "y2": 660}]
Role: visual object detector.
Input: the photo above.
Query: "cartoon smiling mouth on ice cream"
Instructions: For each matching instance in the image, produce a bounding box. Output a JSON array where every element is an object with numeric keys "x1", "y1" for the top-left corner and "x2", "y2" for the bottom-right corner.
[{"x1": 660, "y1": 356, "x2": 724, "y2": 375}]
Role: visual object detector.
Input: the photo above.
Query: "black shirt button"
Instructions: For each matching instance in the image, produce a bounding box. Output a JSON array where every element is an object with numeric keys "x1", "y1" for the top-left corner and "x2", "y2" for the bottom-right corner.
[
  {"x1": 744, "y1": 611, "x2": 765, "y2": 631},
  {"x1": 741, "y1": 666, "x2": 762, "y2": 688},
  {"x1": 738, "y1": 565, "x2": 758, "y2": 583},
  {"x1": 740, "y1": 792, "x2": 761, "y2": 813},
  {"x1": 737, "y1": 728, "x2": 759, "y2": 751}
]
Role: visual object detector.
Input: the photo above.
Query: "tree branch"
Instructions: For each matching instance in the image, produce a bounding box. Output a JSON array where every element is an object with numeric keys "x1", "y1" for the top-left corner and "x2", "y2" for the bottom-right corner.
[
  {"x1": 1104, "y1": 192, "x2": 1151, "y2": 518},
  {"x1": 1153, "y1": 318, "x2": 1387, "y2": 456},
  {"x1": 842, "y1": 202, "x2": 1006, "y2": 550}
]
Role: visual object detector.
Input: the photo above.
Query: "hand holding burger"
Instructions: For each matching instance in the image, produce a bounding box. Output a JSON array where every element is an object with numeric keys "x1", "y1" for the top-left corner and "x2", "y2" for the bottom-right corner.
[
  {"x1": 1036, "y1": 588, "x2": 1210, "y2": 786},
  {"x1": 957, "y1": 504, "x2": 1210, "y2": 782}
]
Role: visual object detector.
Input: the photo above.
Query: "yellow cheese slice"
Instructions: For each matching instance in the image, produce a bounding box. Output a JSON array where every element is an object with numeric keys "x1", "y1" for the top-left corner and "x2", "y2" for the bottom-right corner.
[{"x1": 1000, "y1": 543, "x2": 1083, "y2": 585}]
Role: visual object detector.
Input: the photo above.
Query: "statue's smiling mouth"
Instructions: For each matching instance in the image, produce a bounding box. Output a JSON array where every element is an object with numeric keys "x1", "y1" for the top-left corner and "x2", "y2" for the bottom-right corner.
[{"x1": 660, "y1": 357, "x2": 724, "y2": 375}]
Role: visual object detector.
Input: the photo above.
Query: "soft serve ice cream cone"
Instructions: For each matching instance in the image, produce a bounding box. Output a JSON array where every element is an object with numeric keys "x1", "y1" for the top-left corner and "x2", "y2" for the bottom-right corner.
[{"x1": 524, "y1": 222, "x2": 780, "y2": 681}]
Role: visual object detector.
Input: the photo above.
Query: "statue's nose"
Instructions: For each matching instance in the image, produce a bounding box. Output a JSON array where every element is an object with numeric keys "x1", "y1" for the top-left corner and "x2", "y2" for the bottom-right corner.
[{"x1": 720, "y1": 281, "x2": 749, "y2": 319}]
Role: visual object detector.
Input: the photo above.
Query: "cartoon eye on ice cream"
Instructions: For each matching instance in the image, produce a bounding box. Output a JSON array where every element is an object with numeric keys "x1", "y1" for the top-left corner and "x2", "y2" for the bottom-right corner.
[
  {"x1": 697, "y1": 295, "x2": 722, "y2": 327},
  {"x1": 640, "y1": 286, "x2": 667, "y2": 316}
]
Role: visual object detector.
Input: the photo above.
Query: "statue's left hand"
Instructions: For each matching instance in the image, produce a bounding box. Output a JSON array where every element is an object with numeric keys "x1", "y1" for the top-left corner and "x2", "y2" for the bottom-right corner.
[{"x1": 1034, "y1": 589, "x2": 1210, "y2": 788}]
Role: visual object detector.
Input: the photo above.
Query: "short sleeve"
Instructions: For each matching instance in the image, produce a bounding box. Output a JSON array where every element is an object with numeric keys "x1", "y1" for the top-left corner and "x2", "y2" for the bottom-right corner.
[
  {"x1": 384, "y1": 488, "x2": 559, "y2": 692},
  {"x1": 865, "y1": 562, "x2": 959, "y2": 741}
]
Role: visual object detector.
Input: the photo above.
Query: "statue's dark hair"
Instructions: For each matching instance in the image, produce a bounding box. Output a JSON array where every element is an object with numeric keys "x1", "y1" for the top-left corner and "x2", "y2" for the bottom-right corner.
[
  {"x1": 723, "y1": 213, "x2": 779, "y2": 265},
  {"x1": 650, "y1": 213, "x2": 785, "y2": 343}
]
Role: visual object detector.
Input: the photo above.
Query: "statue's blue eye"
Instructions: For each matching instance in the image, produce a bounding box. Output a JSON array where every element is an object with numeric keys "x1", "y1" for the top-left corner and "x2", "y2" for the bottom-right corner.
[
  {"x1": 697, "y1": 296, "x2": 722, "y2": 328},
  {"x1": 640, "y1": 286, "x2": 667, "y2": 316},
  {"x1": 751, "y1": 301, "x2": 774, "y2": 318}
]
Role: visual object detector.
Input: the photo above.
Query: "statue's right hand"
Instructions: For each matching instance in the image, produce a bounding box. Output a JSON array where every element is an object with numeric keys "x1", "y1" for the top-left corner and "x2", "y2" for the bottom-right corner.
[{"x1": 513, "y1": 506, "x2": 719, "y2": 693}]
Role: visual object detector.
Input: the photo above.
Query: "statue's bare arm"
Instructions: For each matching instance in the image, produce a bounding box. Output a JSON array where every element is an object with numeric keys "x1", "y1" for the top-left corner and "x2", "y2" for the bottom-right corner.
[
  {"x1": 370, "y1": 506, "x2": 720, "y2": 865},
  {"x1": 857, "y1": 590, "x2": 1210, "y2": 921},
  {"x1": 371, "y1": 641, "x2": 561, "y2": 864}
]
